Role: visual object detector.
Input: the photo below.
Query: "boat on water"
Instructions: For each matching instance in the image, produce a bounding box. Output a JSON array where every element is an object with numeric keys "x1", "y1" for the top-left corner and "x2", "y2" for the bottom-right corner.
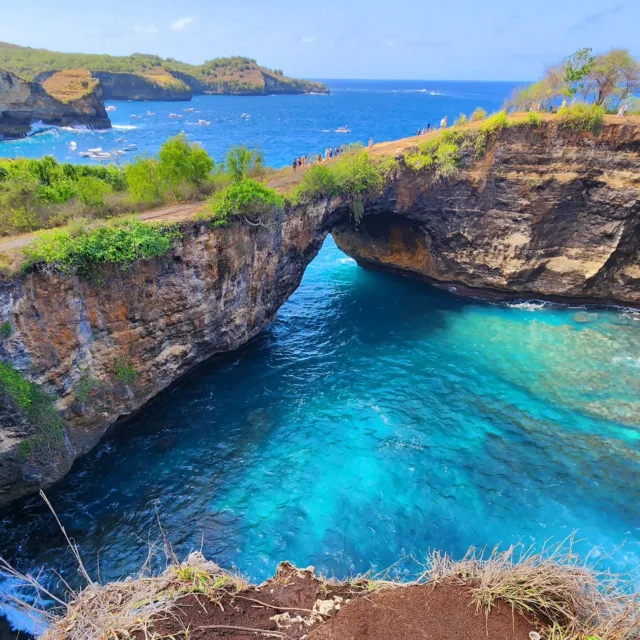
[
  {"x1": 197, "y1": 119, "x2": 211, "y2": 125},
  {"x1": 169, "y1": 113, "x2": 182, "y2": 119},
  {"x1": 241, "y1": 113, "x2": 250, "y2": 119},
  {"x1": 336, "y1": 126, "x2": 351, "y2": 133},
  {"x1": 130, "y1": 114, "x2": 139, "y2": 119},
  {"x1": 106, "y1": 105, "x2": 117, "y2": 112},
  {"x1": 88, "y1": 147, "x2": 102, "y2": 153},
  {"x1": 146, "y1": 111, "x2": 155, "y2": 116},
  {"x1": 184, "y1": 107, "x2": 195, "y2": 112},
  {"x1": 123, "y1": 144, "x2": 137, "y2": 151},
  {"x1": 69, "y1": 141, "x2": 77, "y2": 151},
  {"x1": 91, "y1": 152, "x2": 112, "y2": 160},
  {"x1": 78, "y1": 151, "x2": 93, "y2": 157},
  {"x1": 117, "y1": 137, "x2": 126, "y2": 143}
]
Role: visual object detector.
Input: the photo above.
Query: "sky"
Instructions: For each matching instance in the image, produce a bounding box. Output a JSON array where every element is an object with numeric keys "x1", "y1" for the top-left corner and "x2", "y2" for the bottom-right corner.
[{"x1": 0, "y1": 0, "x2": 638, "y2": 81}]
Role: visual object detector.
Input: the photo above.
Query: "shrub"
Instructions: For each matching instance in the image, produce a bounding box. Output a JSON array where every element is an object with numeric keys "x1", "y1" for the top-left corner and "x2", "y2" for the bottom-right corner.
[
  {"x1": 475, "y1": 111, "x2": 509, "y2": 156},
  {"x1": 207, "y1": 179, "x2": 284, "y2": 226},
  {"x1": 332, "y1": 151, "x2": 392, "y2": 209},
  {"x1": 0, "y1": 362, "x2": 65, "y2": 458},
  {"x1": 454, "y1": 114, "x2": 468, "y2": 127},
  {"x1": 292, "y1": 164, "x2": 338, "y2": 204},
  {"x1": 114, "y1": 357, "x2": 136, "y2": 385},
  {"x1": 75, "y1": 373, "x2": 99, "y2": 405},
  {"x1": 125, "y1": 157, "x2": 164, "y2": 205},
  {"x1": 77, "y1": 176, "x2": 112, "y2": 208},
  {"x1": 157, "y1": 135, "x2": 214, "y2": 198},
  {"x1": 224, "y1": 146, "x2": 264, "y2": 182},
  {"x1": 1, "y1": 320, "x2": 12, "y2": 338},
  {"x1": 405, "y1": 134, "x2": 461, "y2": 180},
  {"x1": 22, "y1": 218, "x2": 182, "y2": 275},
  {"x1": 557, "y1": 103, "x2": 605, "y2": 135},
  {"x1": 526, "y1": 111, "x2": 543, "y2": 126},
  {"x1": 470, "y1": 107, "x2": 488, "y2": 122}
]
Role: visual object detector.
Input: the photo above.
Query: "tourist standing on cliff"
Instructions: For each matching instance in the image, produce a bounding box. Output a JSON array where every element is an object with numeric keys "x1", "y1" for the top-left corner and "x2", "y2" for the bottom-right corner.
[{"x1": 440, "y1": 116, "x2": 448, "y2": 129}]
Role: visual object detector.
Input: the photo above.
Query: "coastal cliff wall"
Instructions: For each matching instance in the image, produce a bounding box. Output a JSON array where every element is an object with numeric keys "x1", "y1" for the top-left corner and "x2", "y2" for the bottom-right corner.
[
  {"x1": 334, "y1": 121, "x2": 640, "y2": 303},
  {"x1": 0, "y1": 69, "x2": 111, "y2": 139},
  {"x1": 0, "y1": 120, "x2": 639, "y2": 504}
]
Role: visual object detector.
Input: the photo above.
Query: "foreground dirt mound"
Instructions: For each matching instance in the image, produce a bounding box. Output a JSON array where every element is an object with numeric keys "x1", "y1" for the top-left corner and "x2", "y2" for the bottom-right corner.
[
  {"x1": 150, "y1": 564, "x2": 539, "y2": 640},
  {"x1": 308, "y1": 583, "x2": 535, "y2": 640}
]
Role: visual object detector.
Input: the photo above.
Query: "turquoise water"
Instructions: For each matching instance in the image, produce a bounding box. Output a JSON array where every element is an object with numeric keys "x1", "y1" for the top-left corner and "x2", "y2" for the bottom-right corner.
[
  {"x1": 2, "y1": 236, "x2": 640, "y2": 633},
  {"x1": 0, "y1": 80, "x2": 518, "y2": 167},
  {"x1": 1, "y1": 79, "x2": 640, "y2": 633}
]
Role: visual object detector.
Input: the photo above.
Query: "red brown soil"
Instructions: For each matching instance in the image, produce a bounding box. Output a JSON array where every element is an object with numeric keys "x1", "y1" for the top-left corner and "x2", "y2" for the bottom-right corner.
[{"x1": 149, "y1": 564, "x2": 541, "y2": 640}]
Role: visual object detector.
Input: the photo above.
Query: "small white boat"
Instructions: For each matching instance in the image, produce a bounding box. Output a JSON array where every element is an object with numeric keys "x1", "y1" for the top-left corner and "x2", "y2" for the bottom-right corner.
[
  {"x1": 197, "y1": 119, "x2": 211, "y2": 125},
  {"x1": 184, "y1": 107, "x2": 195, "y2": 112},
  {"x1": 69, "y1": 141, "x2": 77, "y2": 151},
  {"x1": 130, "y1": 114, "x2": 139, "y2": 119},
  {"x1": 169, "y1": 113, "x2": 182, "y2": 119},
  {"x1": 117, "y1": 137, "x2": 126, "y2": 143},
  {"x1": 336, "y1": 126, "x2": 350, "y2": 133},
  {"x1": 78, "y1": 151, "x2": 93, "y2": 157},
  {"x1": 91, "y1": 152, "x2": 112, "y2": 160},
  {"x1": 88, "y1": 147, "x2": 102, "y2": 153},
  {"x1": 106, "y1": 105, "x2": 117, "y2": 112},
  {"x1": 146, "y1": 111, "x2": 155, "y2": 116},
  {"x1": 123, "y1": 144, "x2": 137, "y2": 151},
  {"x1": 241, "y1": 113, "x2": 250, "y2": 119}
]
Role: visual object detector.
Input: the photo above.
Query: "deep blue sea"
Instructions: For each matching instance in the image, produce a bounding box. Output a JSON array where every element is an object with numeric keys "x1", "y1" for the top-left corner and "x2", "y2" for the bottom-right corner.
[
  {"x1": 0, "y1": 79, "x2": 518, "y2": 167},
  {"x1": 1, "y1": 80, "x2": 640, "y2": 635}
]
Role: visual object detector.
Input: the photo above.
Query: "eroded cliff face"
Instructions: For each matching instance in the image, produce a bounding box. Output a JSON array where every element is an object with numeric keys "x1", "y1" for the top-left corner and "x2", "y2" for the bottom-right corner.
[
  {"x1": 0, "y1": 120, "x2": 639, "y2": 504},
  {"x1": 0, "y1": 69, "x2": 111, "y2": 139},
  {"x1": 334, "y1": 121, "x2": 640, "y2": 304},
  {"x1": 0, "y1": 200, "x2": 342, "y2": 504}
]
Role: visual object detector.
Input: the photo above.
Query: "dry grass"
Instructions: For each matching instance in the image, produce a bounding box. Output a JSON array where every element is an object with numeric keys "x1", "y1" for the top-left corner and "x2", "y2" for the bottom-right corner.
[
  {"x1": 43, "y1": 70, "x2": 99, "y2": 103},
  {"x1": 426, "y1": 539, "x2": 640, "y2": 640}
]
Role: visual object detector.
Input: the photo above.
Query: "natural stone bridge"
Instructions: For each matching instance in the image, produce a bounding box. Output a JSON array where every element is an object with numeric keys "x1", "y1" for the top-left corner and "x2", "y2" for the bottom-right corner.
[{"x1": 1, "y1": 120, "x2": 639, "y2": 504}]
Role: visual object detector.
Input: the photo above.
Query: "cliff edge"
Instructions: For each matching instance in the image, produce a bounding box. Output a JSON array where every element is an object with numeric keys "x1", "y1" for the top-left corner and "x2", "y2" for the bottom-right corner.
[{"x1": 0, "y1": 69, "x2": 111, "y2": 139}]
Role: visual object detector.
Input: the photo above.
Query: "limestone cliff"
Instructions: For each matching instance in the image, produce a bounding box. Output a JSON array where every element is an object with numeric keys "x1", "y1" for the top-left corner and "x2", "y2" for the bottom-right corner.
[
  {"x1": 0, "y1": 119, "x2": 638, "y2": 504},
  {"x1": 0, "y1": 69, "x2": 111, "y2": 139},
  {"x1": 334, "y1": 121, "x2": 640, "y2": 303}
]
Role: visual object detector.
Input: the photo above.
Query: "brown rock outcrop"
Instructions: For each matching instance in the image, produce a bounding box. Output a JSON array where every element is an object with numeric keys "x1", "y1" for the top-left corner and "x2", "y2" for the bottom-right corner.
[{"x1": 0, "y1": 69, "x2": 111, "y2": 139}]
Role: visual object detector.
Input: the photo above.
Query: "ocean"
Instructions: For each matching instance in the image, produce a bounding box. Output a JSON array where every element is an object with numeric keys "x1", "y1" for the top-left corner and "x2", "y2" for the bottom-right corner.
[{"x1": 1, "y1": 80, "x2": 639, "y2": 636}]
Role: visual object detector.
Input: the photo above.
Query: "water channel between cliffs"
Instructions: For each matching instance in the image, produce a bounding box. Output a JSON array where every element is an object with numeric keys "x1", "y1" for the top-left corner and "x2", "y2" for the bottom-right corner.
[{"x1": 1, "y1": 235, "x2": 640, "y2": 633}]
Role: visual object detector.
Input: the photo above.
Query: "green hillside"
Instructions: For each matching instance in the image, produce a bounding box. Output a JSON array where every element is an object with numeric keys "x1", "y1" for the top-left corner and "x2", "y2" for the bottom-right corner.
[{"x1": 0, "y1": 42, "x2": 328, "y2": 95}]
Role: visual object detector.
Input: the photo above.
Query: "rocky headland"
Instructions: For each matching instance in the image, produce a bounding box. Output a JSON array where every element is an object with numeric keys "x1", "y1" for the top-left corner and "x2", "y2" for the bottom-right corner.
[
  {"x1": 1, "y1": 42, "x2": 329, "y2": 101},
  {"x1": 0, "y1": 69, "x2": 111, "y2": 140},
  {"x1": 0, "y1": 117, "x2": 639, "y2": 504}
]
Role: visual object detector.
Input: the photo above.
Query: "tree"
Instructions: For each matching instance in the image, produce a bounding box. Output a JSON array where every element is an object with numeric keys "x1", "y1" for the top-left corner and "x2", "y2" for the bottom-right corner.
[
  {"x1": 588, "y1": 49, "x2": 640, "y2": 106},
  {"x1": 225, "y1": 146, "x2": 264, "y2": 182},
  {"x1": 562, "y1": 48, "x2": 595, "y2": 97}
]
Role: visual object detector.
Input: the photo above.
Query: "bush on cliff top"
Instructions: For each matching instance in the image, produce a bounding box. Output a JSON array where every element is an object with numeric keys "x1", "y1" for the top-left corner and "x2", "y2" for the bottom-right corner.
[
  {"x1": 292, "y1": 150, "x2": 396, "y2": 222},
  {"x1": 557, "y1": 103, "x2": 605, "y2": 135},
  {"x1": 206, "y1": 178, "x2": 284, "y2": 227},
  {"x1": 22, "y1": 217, "x2": 182, "y2": 275}
]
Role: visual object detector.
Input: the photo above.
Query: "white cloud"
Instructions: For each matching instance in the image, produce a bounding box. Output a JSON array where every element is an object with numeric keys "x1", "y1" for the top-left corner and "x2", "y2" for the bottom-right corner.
[
  {"x1": 171, "y1": 16, "x2": 195, "y2": 31},
  {"x1": 301, "y1": 36, "x2": 316, "y2": 44},
  {"x1": 133, "y1": 25, "x2": 158, "y2": 35}
]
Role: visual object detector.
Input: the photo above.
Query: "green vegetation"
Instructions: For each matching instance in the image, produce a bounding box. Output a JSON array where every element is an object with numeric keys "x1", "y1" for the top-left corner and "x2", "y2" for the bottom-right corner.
[
  {"x1": 0, "y1": 41, "x2": 327, "y2": 95},
  {"x1": 0, "y1": 362, "x2": 65, "y2": 458},
  {"x1": 557, "y1": 103, "x2": 605, "y2": 134},
  {"x1": 292, "y1": 150, "x2": 397, "y2": 221},
  {"x1": 470, "y1": 107, "x2": 488, "y2": 122},
  {"x1": 507, "y1": 47, "x2": 640, "y2": 111},
  {"x1": 1, "y1": 320, "x2": 12, "y2": 338},
  {"x1": 224, "y1": 145, "x2": 265, "y2": 182},
  {"x1": 526, "y1": 111, "x2": 543, "y2": 126},
  {"x1": 22, "y1": 217, "x2": 181, "y2": 276},
  {"x1": 114, "y1": 357, "x2": 136, "y2": 385},
  {"x1": 207, "y1": 179, "x2": 284, "y2": 226},
  {"x1": 75, "y1": 373, "x2": 99, "y2": 406},
  {"x1": 0, "y1": 135, "x2": 214, "y2": 235}
]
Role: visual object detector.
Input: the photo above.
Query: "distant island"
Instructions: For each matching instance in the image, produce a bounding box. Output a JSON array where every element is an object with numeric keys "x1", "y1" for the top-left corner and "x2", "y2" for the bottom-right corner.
[{"x1": 0, "y1": 41, "x2": 330, "y2": 101}]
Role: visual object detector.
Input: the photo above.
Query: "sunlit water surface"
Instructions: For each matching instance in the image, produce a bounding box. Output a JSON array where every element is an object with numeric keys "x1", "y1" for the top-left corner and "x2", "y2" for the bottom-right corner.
[
  {"x1": 1, "y1": 237, "x2": 640, "y2": 633},
  {"x1": 1, "y1": 79, "x2": 639, "y2": 633}
]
